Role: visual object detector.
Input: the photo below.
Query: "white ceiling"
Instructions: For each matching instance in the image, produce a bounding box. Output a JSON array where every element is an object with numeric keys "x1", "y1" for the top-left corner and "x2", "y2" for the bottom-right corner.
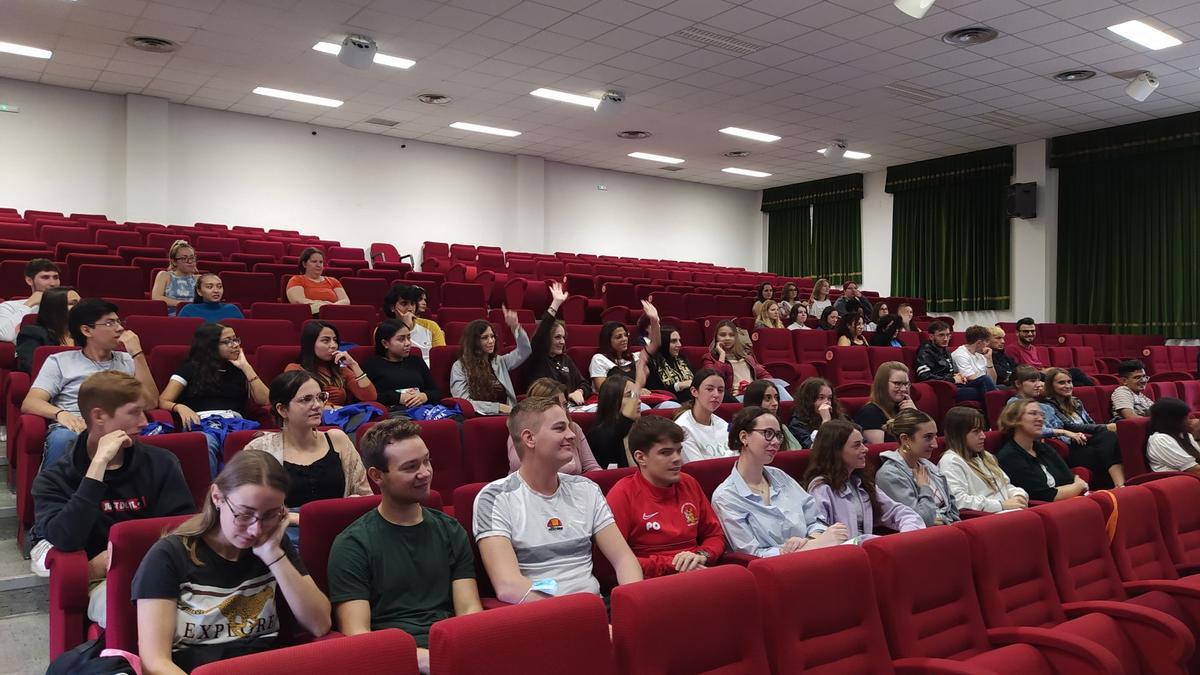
[{"x1": 3, "y1": 0, "x2": 1200, "y2": 189}]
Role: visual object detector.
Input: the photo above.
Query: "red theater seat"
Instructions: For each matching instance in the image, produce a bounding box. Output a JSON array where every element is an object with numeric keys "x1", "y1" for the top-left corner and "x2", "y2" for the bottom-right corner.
[
  {"x1": 248, "y1": 302, "x2": 310, "y2": 330},
  {"x1": 318, "y1": 303, "x2": 378, "y2": 324},
  {"x1": 223, "y1": 318, "x2": 299, "y2": 354},
  {"x1": 103, "y1": 515, "x2": 193, "y2": 652},
  {"x1": 194, "y1": 630, "x2": 419, "y2": 675},
  {"x1": 461, "y1": 415, "x2": 511, "y2": 485},
  {"x1": 222, "y1": 271, "x2": 280, "y2": 305},
  {"x1": 123, "y1": 316, "x2": 203, "y2": 351},
  {"x1": 75, "y1": 265, "x2": 144, "y2": 300}
]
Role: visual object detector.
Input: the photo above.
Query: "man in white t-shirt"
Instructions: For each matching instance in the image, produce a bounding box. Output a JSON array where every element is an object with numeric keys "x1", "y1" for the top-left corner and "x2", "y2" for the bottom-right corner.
[
  {"x1": 949, "y1": 325, "x2": 999, "y2": 402},
  {"x1": 0, "y1": 259, "x2": 61, "y2": 342},
  {"x1": 474, "y1": 396, "x2": 642, "y2": 603}
]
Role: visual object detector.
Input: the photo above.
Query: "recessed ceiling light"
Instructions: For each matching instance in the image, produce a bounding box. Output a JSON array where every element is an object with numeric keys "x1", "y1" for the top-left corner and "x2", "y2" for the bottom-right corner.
[
  {"x1": 723, "y1": 167, "x2": 772, "y2": 178},
  {"x1": 530, "y1": 87, "x2": 602, "y2": 109},
  {"x1": 312, "y1": 41, "x2": 415, "y2": 69},
  {"x1": 724, "y1": 150, "x2": 751, "y2": 158},
  {"x1": 616, "y1": 130, "x2": 652, "y2": 139},
  {"x1": 0, "y1": 41, "x2": 52, "y2": 59},
  {"x1": 719, "y1": 127, "x2": 781, "y2": 143},
  {"x1": 1108, "y1": 20, "x2": 1181, "y2": 51},
  {"x1": 252, "y1": 86, "x2": 343, "y2": 107},
  {"x1": 818, "y1": 148, "x2": 872, "y2": 160},
  {"x1": 417, "y1": 93, "x2": 452, "y2": 105},
  {"x1": 124, "y1": 36, "x2": 179, "y2": 53},
  {"x1": 628, "y1": 152, "x2": 684, "y2": 164},
  {"x1": 1053, "y1": 69, "x2": 1097, "y2": 82},
  {"x1": 450, "y1": 121, "x2": 521, "y2": 137},
  {"x1": 941, "y1": 26, "x2": 999, "y2": 46}
]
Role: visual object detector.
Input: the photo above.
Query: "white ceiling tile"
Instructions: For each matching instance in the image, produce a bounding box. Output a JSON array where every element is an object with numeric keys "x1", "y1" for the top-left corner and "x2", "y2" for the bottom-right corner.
[
  {"x1": 593, "y1": 26, "x2": 658, "y2": 49},
  {"x1": 474, "y1": 17, "x2": 543, "y2": 42},
  {"x1": 633, "y1": 37, "x2": 697, "y2": 59},
  {"x1": 502, "y1": 1, "x2": 573, "y2": 28},
  {"x1": 787, "y1": 2, "x2": 857, "y2": 29},
  {"x1": 581, "y1": 0, "x2": 654, "y2": 25},
  {"x1": 551, "y1": 14, "x2": 619, "y2": 40},
  {"x1": 660, "y1": 0, "x2": 735, "y2": 23},
  {"x1": 424, "y1": 5, "x2": 493, "y2": 32}
]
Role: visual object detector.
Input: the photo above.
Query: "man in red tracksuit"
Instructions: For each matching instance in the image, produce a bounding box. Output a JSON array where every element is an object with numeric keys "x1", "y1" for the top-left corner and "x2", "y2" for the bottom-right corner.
[{"x1": 606, "y1": 415, "x2": 726, "y2": 577}]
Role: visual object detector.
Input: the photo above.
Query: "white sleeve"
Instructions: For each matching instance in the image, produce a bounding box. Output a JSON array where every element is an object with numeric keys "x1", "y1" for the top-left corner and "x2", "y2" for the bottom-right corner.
[
  {"x1": 588, "y1": 354, "x2": 610, "y2": 378},
  {"x1": 938, "y1": 454, "x2": 1001, "y2": 513},
  {"x1": 0, "y1": 300, "x2": 27, "y2": 342},
  {"x1": 950, "y1": 349, "x2": 973, "y2": 376},
  {"x1": 588, "y1": 482, "x2": 615, "y2": 534},
  {"x1": 1147, "y1": 434, "x2": 1199, "y2": 472}
]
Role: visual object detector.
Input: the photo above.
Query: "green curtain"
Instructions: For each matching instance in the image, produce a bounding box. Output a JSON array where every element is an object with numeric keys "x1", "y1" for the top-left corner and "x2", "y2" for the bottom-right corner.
[
  {"x1": 766, "y1": 206, "x2": 808, "y2": 277},
  {"x1": 810, "y1": 199, "x2": 861, "y2": 283},
  {"x1": 1055, "y1": 147, "x2": 1200, "y2": 336},
  {"x1": 887, "y1": 146, "x2": 1013, "y2": 312}
]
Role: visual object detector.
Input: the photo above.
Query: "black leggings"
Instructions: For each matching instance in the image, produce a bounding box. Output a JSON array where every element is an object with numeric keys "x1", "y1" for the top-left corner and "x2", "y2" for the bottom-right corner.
[{"x1": 1066, "y1": 429, "x2": 1122, "y2": 489}]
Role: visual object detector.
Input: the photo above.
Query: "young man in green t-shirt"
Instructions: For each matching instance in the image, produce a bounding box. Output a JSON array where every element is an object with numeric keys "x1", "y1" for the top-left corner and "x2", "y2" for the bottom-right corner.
[{"x1": 328, "y1": 418, "x2": 482, "y2": 673}]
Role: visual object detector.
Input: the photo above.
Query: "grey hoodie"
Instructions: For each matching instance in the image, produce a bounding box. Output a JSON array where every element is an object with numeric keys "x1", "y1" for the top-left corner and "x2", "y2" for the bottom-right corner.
[{"x1": 876, "y1": 450, "x2": 960, "y2": 526}]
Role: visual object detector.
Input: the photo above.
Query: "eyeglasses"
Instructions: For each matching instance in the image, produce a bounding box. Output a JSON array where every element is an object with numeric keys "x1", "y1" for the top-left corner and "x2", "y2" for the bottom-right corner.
[
  {"x1": 293, "y1": 391, "x2": 331, "y2": 407},
  {"x1": 225, "y1": 499, "x2": 285, "y2": 528},
  {"x1": 1131, "y1": 374, "x2": 1149, "y2": 381},
  {"x1": 1018, "y1": 329, "x2": 1036, "y2": 335},
  {"x1": 751, "y1": 428, "x2": 784, "y2": 442},
  {"x1": 174, "y1": 256, "x2": 197, "y2": 263},
  {"x1": 889, "y1": 380, "x2": 911, "y2": 387},
  {"x1": 87, "y1": 318, "x2": 123, "y2": 329},
  {"x1": 219, "y1": 337, "x2": 242, "y2": 347}
]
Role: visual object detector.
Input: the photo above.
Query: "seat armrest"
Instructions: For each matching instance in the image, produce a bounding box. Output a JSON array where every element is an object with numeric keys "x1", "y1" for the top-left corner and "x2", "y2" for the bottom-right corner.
[
  {"x1": 441, "y1": 397, "x2": 476, "y2": 418},
  {"x1": 986, "y1": 626, "x2": 1123, "y2": 674},
  {"x1": 958, "y1": 509, "x2": 992, "y2": 520},
  {"x1": 716, "y1": 552, "x2": 756, "y2": 567},
  {"x1": 893, "y1": 657, "x2": 995, "y2": 674},
  {"x1": 46, "y1": 548, "x2": 90, "y2": 659}
]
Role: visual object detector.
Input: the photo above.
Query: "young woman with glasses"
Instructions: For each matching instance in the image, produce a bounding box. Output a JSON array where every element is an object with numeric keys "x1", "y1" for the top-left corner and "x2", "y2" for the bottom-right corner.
[
  {"x1": 159, "y1": 323, "x2": 270, "y2": 477},
  {"x1": 132, "y1": 449, "x2": 331, "y2": 674},
  {"x1": 245, "y1": 370, "x2": 372, "y2": 545},
  {"x1": 151, "y1": 240, "x2": 201, "y2": 316}
]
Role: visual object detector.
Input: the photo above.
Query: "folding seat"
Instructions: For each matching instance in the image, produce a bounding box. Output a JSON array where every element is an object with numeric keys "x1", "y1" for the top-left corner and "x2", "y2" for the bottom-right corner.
[
  {"x1": 717, "y1": 295, "x2": 750, "y2": 318},
  {"x1": 791, "y1": 328, "x2": 834, "y2": 365},
  {"x1": 476, "y1": 251, "x2": 507, "y2": 274},
  {"x1": 0, "y1": 260, "x2": 39, "y2": 298},
  {"x1": 647, "y1": 290, "x2": 683, "y2": 318},
  {"x1": 337, "y1": 276, "x2": 388, "y2": 305},
  {"x1": 448, "y1": 243, "x2": 475, "y2": 262},
  {"x1": 41, "y1": 225, "x2": 91, "y2": 251},
  {"x1": 1144, "y1": 477, "x2": 1200, "y2": 571},
  {"x1": 681, "y1": 456, "x2": 738, "y2": 498},
  {"x1": 142, "y1": 432, "x2": 214, "y2": 509},
  {"x1": 325, "y1": 245, "x2": 365, "y2": 263},
  {"x1": 434, "y1": 307, "x2": 484, "y2": 325},
  {"x1": 115, "y1": 245, "x2": 162, "y2": 265},
  {"x1": 222, "y1": 271, "x2": 280, "y2": 306},
  {"x1": 122, "y1": 316, "x2": 202, "y2": 352},
  {"x1": 1072, "y1": 387, "x2": 1107, "y2": 428},
  {"x1": 250, "y1": 345, "x2": 300, "y2": 390},
  {"x1": 1048, "y1": 346, "x2": 1076, "y2": 368},
  {"x1": 196, "y1": 261, "x2": 247, "y2": 278},
  {"x1": 75, "y1": 264, "x2": 144, "y2": 299},
  {"x1": 611, "y1": 566, "x2": 769, "y2": 675},
  {"x1": 0, "y1": 222, "x2": 35, "y2": 240},
  {"x1": 960, "y1": 509, "x2": 1190, "y2": 674},
  {"x1": 0, "y1": 237, "x2": 49, "y2": 252},
  {"x1": 1092, "y1": 486, "x2": 1200, "y2": 586},
  {"x1": 318, "y1": 303, "x2": 378, "y2": 324},
  {"x1": 317, "y1": 318, "x2": 372, "y2": 346},
  {"x1": 63, "y1": 253, "x2": 123, "y2": 285},
  {"x1": 287, "y1": 242, "x2": 322, "y2": 257},
  {"x1": 230, "y1": 225, "x2": 266, "y2": 234},
  {"x1": 1178, "y1": 380, "x2": 1200, "y2": 413},
  {"x1": 32, "y1": 217, "x2": 79, "y2": 237},
  {"x1": 102, "y1": 515, "x2": 194, "y2": 652},
  {"x1": 535, "y1": 260, "x2": 564, "y2": 280},
  {"x1": 750, "y1": 327, "x2": 796, "y2": 366},
  {"x1": 461, "y1": 415, "x2": 512, "y2": 484},
  {"x1": 25, "y1": 209, "x2": 64, "y2": 220},
  {"x1": 224, "y1": 318, "x2": 300, "y2": 354},
  {"x1": 194, "y1": 235, "x2": 239, "y2": 260},
  {"x1": 240, "y1": 239, "x2": 285, "y2": 260},
  {"x1": 1149, "y1": 381, "x2": 1179, "y2": 400},
  {"x1": 145, "y1": 231, "x2": 188, "y2": 250},
  {"x1": 825, "y1": 346, "x2": 873, "y2": 389},
  {"x1": 1071, "y1": 346, "x2": 1101, "y2": 376},
  {"x1": 1114, "y1": 416, "x2": 1157, "y2": 480},
  {"x1": 602, "y1": 282, "x2": 637, "y2": 310},
  {"x1": 1141, "y1": 346, "x2": 1173, "y2": 375},
  {"x1": 194, "y1": 629, "x2": 419, "y2": 675},
  {"x1": 92, "y1": 228, "x2": 142, "y2": 250},
  {"x1": 295, "y1": 495, "x2": 384, "y2": 591},
  {"x1": 866, "y1": 527, "x2": 1120, "y2": 674},
  {"x1": 243, "y1": 302, "x2": 305, "y2": 330},
  {"x1": 682, "y1": 292, "x2": 710, "y2": 319},
  {"x1": 673, "y1": 320, "x2": 704, "y2": 347},
  {"x1": 429, "y1": 346, "x2": 460, "y2": 403},
  {"x1": 867, "y1": 346, "x2": 904, "y2": 373},
  {"x1": 441, "y1": 282, "x2": 486, "y2": 309}
]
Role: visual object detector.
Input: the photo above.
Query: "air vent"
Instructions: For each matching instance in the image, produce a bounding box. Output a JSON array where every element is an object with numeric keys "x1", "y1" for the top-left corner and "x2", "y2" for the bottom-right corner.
[
  {"x1": 723, "y1": 150, "x2": 751, "y2": 158},
  {"x1": 883, "y1": 83, "x2": 945, "y2": 104},
  {"x1": 1053, "y1": 69, "x2": 1096, "y2": 82},
  {"x1": 124, "y1": 36, "x2": 180, "y2": 53},
  {"x1": 417, "y1": 93, "x2": 452, "y2": 105},
  {"x1": 616, "y1": 130, "x2": 652, "y2": 139},
  {"x1": 975, "y1": 111, "x2": 1029, "y2": 129},
  {"x1": 942, "y1": 26, "x2": 999, "y2": 46},
  {"x1": 659, "y1": 166, "x2": 685, "y2": 171},
  {"x1": 670, "y1": 26, "x2": 764, "y2": 55},
  {"x1": 364, "y1": 117, "x2": 400, "y2": 126}
]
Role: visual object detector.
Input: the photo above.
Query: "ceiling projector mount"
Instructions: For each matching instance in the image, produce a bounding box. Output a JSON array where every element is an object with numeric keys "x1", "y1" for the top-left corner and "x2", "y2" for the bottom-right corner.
[
  {"x1": 338, "y1": 34, "x2": 377, "y2": 69},
  {"x1": 826, "y1": 139, "x2": 849, "y2": 160}
]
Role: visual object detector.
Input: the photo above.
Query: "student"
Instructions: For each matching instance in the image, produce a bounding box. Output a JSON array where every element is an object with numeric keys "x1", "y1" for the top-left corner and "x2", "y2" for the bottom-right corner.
[
  {"x1": 360, "y1": 319, "x2": 440, "y2": 416},
  {"x1": 0, "y1": 258, "x2": 61, "y2": 342},
  {"x1": 996, "y1": 398, "x2": 1088, "y2": 502},
  {"x1": 674, "y1": 369, "x2": 736, "y2": 463},
  {"x1": 895, "y1": 303, "x2": 916, "y2": 332},
  {"x1": 606, "y1": 416, "x2": 726, "y2": 576},
  {"x1": 817, "y1": 306, "x2": 840, "y2": 331},
  {"x1": 284, "y1": 321, "x2": 377, "y2": 430},
  {"x1": 854, "y1": 362, "x2": 917, "y2": 444},
  {"x1": 151, "y1": 240, "x2": 200, "y2": 316},
  {"x1": 15, "y1": 286, "x2": 78, "y2": 373},
  {"x1": 1008, "y1": 365, "x2": 1083, "y2": 447},
  {"x1": 589, "y1": 300, "x2": 660, "y2": 391},
  {"x1": 474, "y1": 397, "x2": 643, "y2": 604},
  {"x1": 986, "y1": 326, "x2": 1017, "y2": 387},
  {"x1": 777, "y1": 282, "x2": 799, "y2": 317},
  {"x1": 159, "y1": 323, "x2": 269, "y2": 477},
  {"x1": 132, "y1": 450, "x2": 332, "y2": 673},
  {"x1": 1146, "y1": 397, "x2": 1200, "y2": 475},
  {"x1": 328, "y1": 419, "x2": 482, "y2": 673},
  {"x1": 834, "y1": 311, "x2": 867, "y2": 346},
  {"x1": 754, "y1": 300, "x2": 785, "y2": 329},
  {"x1": 867, "y1": 302, "x2": 889, "y2": 332},
  {"x1": 178, "y1": 273, "x2": 244, "y2": 322},
  {"x1": 832, "y1": 281, "x2": 873, "y2": 318},
  {"x1": 245, "y1": 371, "x2": 372, "y2": 542},
  {"x1": 1043, "y1": 366, "x2": 1124, "y2": 488},
  {"x1": 506, "y1": 379, "x2": 599, "y2": 475},
  {"x1": 450, "y1": 312, "x2": 530, "y2": 416},
  {"x1": 22, "y1": 298, "x2": 158, "y2": 468},
  {"x1": 868, "y1": 314, "x2": 904, "y2": 348},
  {"x1": 1005, "y1": 317, "x2": 1045, "y2": 368},
  {"x1": 950, "y1": 325, "x2": 999, "y2": 389},
  {"x1": 918, "y1": 321, "x2": 995, "y2": 402},
  {"x1": 787, "y1": 377, "x2": 845, "y2": 450},
  {"x1": 751, "y1": 282, "x2": 775, "y2": 317},
  {"x1": 786, "y1": 303, "x2": 811, "y2": 330},
  {"x1": 809, "y1": 278, "x2": 832, "y2": 317},
  {"x1": 742, "y1": 379, "x2": 800, "y2": 449},
  {"x1": 382, "y1": 284, "x2": 444, "y2": 364},
  {"x1": 585, "y1": 358, "x2": 646, "y2": 469},
  {"x1": 805, "y1": 419, "x2": 924, "y2": 541},
  {"x1": 286, "y1": 247, "x2": 350, "y2": 316},
  {"x1": 937, "y1": 407, "x2": 1028, "y2": 512},
  {"x1": 875, "y1": 409, "x2": 959, "y2": 526},
  {"x1": 646, "y1": 325, "x2": 694, "y2": 404},
  {"x1": 30, "y1": 371, "x2": 193, "y2": 627},
  {"x1": 1111, "y1": 360, "x2": 1154, "y2": 422},
  {"x1": 527, "y1": 281, "x2": 591, "y2": 405},
  {"x1": 712, "y1": 407, "x2": 847, "y2": 557},
  {"x1": 703, "y1": 319, "x2": 791, "y2": 400}
]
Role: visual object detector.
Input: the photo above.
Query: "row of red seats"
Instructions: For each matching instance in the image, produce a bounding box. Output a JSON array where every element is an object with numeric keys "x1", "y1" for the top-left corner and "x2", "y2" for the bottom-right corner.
[{"x1": 1057, "y1": 333, "x2": 1167, "y2": 367}]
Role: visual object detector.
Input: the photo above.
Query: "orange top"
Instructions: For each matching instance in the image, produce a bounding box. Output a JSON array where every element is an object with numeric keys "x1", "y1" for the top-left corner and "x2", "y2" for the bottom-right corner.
[
  {"x1": 287, "y1": 274, "x2": 343, "y2": 303},
  {"x1": 284, "y1": 362, "x2": 377, "y2": 407}
]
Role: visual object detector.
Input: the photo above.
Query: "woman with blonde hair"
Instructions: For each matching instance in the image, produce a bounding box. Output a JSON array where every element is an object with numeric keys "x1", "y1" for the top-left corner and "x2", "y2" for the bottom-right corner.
[
  {"x1": 132, "y1": 449, "x2": 331, "y2": 673},
  {"x1": 151, "y1": 240, "x2": 200, "y2": 315},
  {"x1": 1042, "y1": 366, "x2": 1124, "y2": 489},
  {"x1": 754, "y1": 300, "x2": 785, "y2": 329},
  {"x1": 996, "y1": 398, "x2": 1088, "y2": 502},
  {"x1": 937, "y1": 406, "x2": 1028, "y2": 512},
  {"x1": 809, "y1": 278, "x2": 832, "y2": 317},
  {"x1": 854, "y1": 361, "x2": 917, "y2": 444},
  {"x1": 702, "y1": 319, "x2": 790, "y2": 401}
]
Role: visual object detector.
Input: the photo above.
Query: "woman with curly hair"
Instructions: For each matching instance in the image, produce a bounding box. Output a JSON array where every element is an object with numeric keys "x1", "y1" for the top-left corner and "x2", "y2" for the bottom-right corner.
[{"x1": 449, "y1": 310, "x2": 530, "y2": 415}]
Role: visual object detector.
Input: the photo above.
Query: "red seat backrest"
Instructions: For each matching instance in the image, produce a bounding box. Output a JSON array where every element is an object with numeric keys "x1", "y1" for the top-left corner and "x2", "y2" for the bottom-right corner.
[
  {"x1": 221, "y1": 271, "x2": 280, "y2": 305},
  {"x1": 461, "y1": 416, "x2": 511, "y2": 485},
  {"x1": 146, "y1": 344, "x2": 190, "y2": 392},
  {"x1": 252, "y1": 345, "x2": 301, "y2": 385},
  {"x1": 958, "y1": 510, "x2": 1069, "y2": 629},
  {"x1": 337, "y1": 277, "x2": 388, "y2": 305},
  {"x1": 1142, "y1": 346, "x2": 1172, "y2": 375},
  {"x1": 825, "y1": 346, "x2": 872, "y2": 387},
  {"x1": 984, "y1": 389, "x2": 1010, "y2": 429},
  {"x1": 122, "y1": 316, "x2": 203, "y2": 352},
  {"x1": 429, "y1": 346, "x2": 461, "y2": 400},
  {"x1": 1114, "y1": 416, "x2": 1152, "y2": 477},
  {"x1": 1072, "y1": 346, "x2": 1099, "y2": 375},
  {"x1": 142, "y1": 432, "x2": 212, "y2": 510},
  {"x1": 1144, "y1": 477, "x2": 1200, "y2": 567},
  {"x1": 1047, "y1": 346, "x2": 1075, "y2": 368},
  {"x1": 297, "y1": 495, "x2": 383, "y2": 592},
  {"x1": 751, "y1": 328, "x2": 795, "y2": 364},
  {"x1": 441, "y1": 282, "x2": 487, "y2": 309},
  {"x1": 318, "y1": 304, "x2": 378, "y2": 324},
  {"x1": 1034, "y1": 498, "x2": 1131, "y2": 603},
  {"x1": 792, "y1": 330, "x2": 833, "y2": 364},
  {"x1": 193, "y1": 628, "x2": 419, "y2": 675},
  {"x1": 76, "y1": 265, "x2": 144, "y2": 300},
  {"x1": 223, "y1": 318, "x2": 299, "y2": 354},
  {"x1": 248, "y1": 302, "x2": 310, "y2": 331},
  {"x1": 1179, "y1": 380, "x2": 1200, "y2": 413},
  {"x1": 1091, "y1": 486, "x2": 1179, "y2": 583},
  {"x1": 105, "y1": 515, "x2": 194, "y2": 652},
  {"x1": 241, "y1": 240, "x2": 285, "y2": 259},
  {"x1": 681, "y1": 456, "x2": 737, "y2": 500}
]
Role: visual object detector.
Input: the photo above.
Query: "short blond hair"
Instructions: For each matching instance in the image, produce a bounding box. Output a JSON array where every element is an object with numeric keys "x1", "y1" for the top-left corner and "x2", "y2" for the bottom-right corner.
[
  {"x1": 78, "y1": 371, "x2": 144, "y2": 422},
  {"x1": 987, "y1": 326, "x2": 1005, "y2": 339}
]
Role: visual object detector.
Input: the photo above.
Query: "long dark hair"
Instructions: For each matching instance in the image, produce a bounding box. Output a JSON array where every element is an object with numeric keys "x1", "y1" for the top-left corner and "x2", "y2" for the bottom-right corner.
[
  {"x1": 835, "y1": 310, "x2": 863, "y2": 342},
  {"x1": 792, "y1": 377, "x2": 843, "y2": 429},
  {"x1": 805, "y1": 418, "x2": 880, "y2": 521},
  {"x1": 36, "y1": 286, "x2": 74, "y2": 346},
  {"x1": 819, "y1": 306, "x2": 839, "y2": 330},
  {"x1": 672, "y1": 367, "x2": 724, "y2": 420},
  {"x1": 1149, "y1": 397, "x2": 1200, "y2": 464},
  {"x1": 183, "y1": 322, "x2": 233, "y2": 395},
  {"x1": 299, "y1": 320, "x2": 344, "y2": 389},
  {"x1": 598, "y1": 321, "x2": 631, "y2": 362},
  {"x1": 595, "y1": 374, "x2": 632, "y2": 425},
  {"x1": 459, "y1": 319, "x2": 499, "y2": 399},
  {"x1": 869, "y1": 314, "x2": 903, "y2": 346},
  {"x1": 651, "y1": 325, "x2": 683, "y2": 369}
]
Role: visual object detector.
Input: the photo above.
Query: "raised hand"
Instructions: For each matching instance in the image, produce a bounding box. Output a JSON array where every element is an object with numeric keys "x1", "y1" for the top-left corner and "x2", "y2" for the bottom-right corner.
[
  {"x1": 548, "y1": 281, "x2": 568, "y2": 308},
  {"x1": 502, "y1": 306, "x2": 520, "y2": 331},
  {"x1": 640, "y1": 299, "x2": 659, "y2": 323}
]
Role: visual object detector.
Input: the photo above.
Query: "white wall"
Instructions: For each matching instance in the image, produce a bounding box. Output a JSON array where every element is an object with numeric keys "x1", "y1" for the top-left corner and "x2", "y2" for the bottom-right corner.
[{"x1": 0, "y1": 78, "x2": 765, "y2": 270}]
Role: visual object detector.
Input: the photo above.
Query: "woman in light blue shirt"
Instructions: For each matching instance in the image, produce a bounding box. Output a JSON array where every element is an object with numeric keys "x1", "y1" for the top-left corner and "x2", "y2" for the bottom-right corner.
[{"x1": 712, "y1": 406, "x2": 849, "y2": 557}]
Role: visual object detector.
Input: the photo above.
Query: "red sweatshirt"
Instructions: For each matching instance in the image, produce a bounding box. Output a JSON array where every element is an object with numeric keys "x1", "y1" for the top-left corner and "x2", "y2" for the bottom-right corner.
[{"x1": 606, "y1": 470, "x2": 726, "y2": 578}]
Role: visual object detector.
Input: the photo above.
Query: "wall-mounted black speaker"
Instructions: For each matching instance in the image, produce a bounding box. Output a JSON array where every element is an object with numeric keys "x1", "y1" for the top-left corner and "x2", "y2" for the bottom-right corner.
[{"x1": 1006, "y1": 182, "x2": 1037, "y2": 219}]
